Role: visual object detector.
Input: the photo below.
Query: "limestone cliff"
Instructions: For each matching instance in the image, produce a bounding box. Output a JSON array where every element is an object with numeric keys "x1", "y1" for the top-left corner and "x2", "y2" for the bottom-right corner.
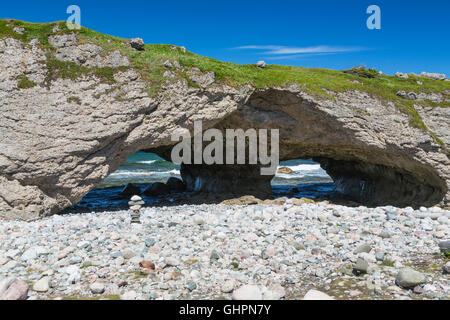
[{"x1": 0, "y1": 20, "x2": 449, "y2": 220}]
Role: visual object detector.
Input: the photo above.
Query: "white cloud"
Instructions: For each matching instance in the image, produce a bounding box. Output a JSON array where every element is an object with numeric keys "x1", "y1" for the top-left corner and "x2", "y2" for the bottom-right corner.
[{"x1": 232, "y1": 45, "x2": 365, "y2": 58}]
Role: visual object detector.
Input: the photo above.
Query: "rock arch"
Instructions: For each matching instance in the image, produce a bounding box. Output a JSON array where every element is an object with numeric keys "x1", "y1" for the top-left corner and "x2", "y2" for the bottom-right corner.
[
  {"x1": 0, "y1": 34, "x2": 448, "y2": 221},
  {"x1": 148, "y1": 88, "x2": 448, "y2": 208}
]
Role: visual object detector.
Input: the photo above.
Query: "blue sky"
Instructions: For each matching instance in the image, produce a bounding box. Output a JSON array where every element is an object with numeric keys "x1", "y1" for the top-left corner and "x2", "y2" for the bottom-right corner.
[{"x1": 2, "y1": 0, "x2": 449, "y2": 75}]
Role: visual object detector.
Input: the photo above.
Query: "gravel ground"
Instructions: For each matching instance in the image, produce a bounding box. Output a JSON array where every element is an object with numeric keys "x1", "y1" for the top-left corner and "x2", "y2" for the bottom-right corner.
[{"x1": 0, "y1": 200, "x2": 449, "y2": 300}]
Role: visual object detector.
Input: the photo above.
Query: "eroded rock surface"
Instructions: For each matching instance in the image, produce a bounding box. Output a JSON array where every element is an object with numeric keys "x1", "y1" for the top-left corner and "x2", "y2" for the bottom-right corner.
[{"x1": 0, "y1": 33, "x2": 449, "y2": 220}]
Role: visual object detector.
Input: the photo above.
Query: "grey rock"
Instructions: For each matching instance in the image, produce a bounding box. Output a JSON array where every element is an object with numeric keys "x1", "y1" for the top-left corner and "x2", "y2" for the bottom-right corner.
[
  {"x1": 0, "y1": 278, "x2": 28, "y2": 300},
  {"x1": 90, "y1": 282, "x2": 105, "y2": 294},
  {"x1": 187, "y1": 282, "x2": 197, "y2": 291},
  {"x1": 421, "y1": 72, "x2": 446, "y2": 81},
  {"x1": 438, "y1": 240, "x2": 450, "y2": 252},
  {"x1": 130, "y1": 38, "x2": 145, "y2": 51},
  {"x1": 396, "y1": 91, "x2": 417, "y2": 100},
  {"x1": 122, "y1": 249, "x2": 135, "y2": 259},
  {"x1": 21, "y1": 246, "x2": 49, "y2": 261},
  {"x1": 163, "y1": 60, "x2": 173, "y2": 69},
  {"x1": 165, "y1": 257, "x2": 179, "y2": 267},
  {"x1": 303, "y1": 289, "x2": 334, "y2": 300},
  {"x1": 145, "y1": 238, "x2": 156, "y2": 247},
  {"x1": 187, "y1": 68, "x2": 215, "y2": 88},
  {"x1": 13, "y1": 27, "x2": 25, "y2": 35},
  {"x1": 210, "y1": 250, "x2": 221, "y2": 261},
  {"x1": 32, "y1": 277, "x2": 50, "y2": 292},
  {"x1": 131, "y1": 195, "x2": 142, "y2": 202},
  {"x1": 256, "y1": 61, "x2": 266, "y2": 68},
  {"x1": 375, "y1": 252, "x2": 385, "y2": 262},
  {"x1": 69, "y1": 256, "x2": 82, "y2": 264},
  {"x1": 221, "y1": 279, "x2": 235, "y2": 293},
  {"x1": 385, "y1": 211, "x2": 397, "y2": 221},
  {"x1": 396, "y1": 268, "x2": 426, "y2": 288},
  {"x1": 110, "y1": 252, "x2": 123, "y2": 259},
  {"x1": 232, "y1": 285, "x2": 262, "y2": 300},
  {"x1": 443, "y1": 261, "x2": 450, "y2": 274},
  {"x1": 379, "y1": 230, "x2": 391, "y2": 238},
  {"x1": 395, "y1": 72, "x2": 409, "y2": 79},
  {"x1": 354, "y1": 244, "x2": 372, "y2": 254},
  {"x1": 353, "y1": 258, "x2": 369, "y2": 274}
]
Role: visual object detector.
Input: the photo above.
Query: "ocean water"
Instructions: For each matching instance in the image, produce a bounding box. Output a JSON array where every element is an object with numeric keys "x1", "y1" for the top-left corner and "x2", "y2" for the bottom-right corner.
[
  {"x1": 98, "y1": 152, "x2": 180, "y2": 188},
  {"x1": 100, "y1": 152, "x2": 331, "y2": 187},
  {"x1": 73, "y1": 152, "x2": 334, "y2": 211}
]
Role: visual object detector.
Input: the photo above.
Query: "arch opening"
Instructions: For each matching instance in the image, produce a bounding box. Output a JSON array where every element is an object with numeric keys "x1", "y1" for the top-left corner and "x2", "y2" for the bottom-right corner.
[{"x1": 69, "y1": 88, "x2": 447, "y2": 212}]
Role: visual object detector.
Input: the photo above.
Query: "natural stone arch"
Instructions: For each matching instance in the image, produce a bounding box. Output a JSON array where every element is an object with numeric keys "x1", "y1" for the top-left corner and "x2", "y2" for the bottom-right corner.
[
  {"x1": 148, "y1": 88, "x2": 448, "y2": 208},
  {"x1": 1, "y1": 29, "x2": 449, "y2": 221}
]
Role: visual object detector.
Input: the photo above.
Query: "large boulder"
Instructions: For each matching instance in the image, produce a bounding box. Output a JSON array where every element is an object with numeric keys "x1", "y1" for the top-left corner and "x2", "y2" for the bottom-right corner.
[
  {"x1": 395, "y1": 268, "x2": 426, "y2": 288},
  {"x1": 0, "y1": 278, "x2": 29, "y2": 300}
]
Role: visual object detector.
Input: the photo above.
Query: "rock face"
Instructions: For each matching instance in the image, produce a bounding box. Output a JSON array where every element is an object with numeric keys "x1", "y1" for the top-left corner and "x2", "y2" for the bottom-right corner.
[
  {"x1": 0, "y1": 29, "x2": 449, "y2": 220},
  {"x1": 0, "y1": 278, "x2": 29, "y2": 300}
]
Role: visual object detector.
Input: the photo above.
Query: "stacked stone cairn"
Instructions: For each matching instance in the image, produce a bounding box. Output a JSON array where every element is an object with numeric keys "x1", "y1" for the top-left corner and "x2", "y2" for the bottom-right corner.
[{"x1": 128, "y1": 195, "x2": 144, "y2": 224}]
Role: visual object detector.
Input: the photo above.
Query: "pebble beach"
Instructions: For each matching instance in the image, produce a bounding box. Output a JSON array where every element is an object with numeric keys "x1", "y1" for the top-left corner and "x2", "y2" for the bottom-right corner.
[{"x1": 1, "y1": 200, "x2": 449, "y2": 300}]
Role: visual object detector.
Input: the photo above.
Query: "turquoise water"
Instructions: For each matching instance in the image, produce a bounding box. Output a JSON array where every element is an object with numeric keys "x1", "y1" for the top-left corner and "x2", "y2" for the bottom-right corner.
[
  {"x1": 101, "y1": 152, "x2": 332, "y2": 187},
  {"x1": 72, "y1": 152, "x2": 334, "y2": 211},
  {"x1": 98, "y1": 152, "x2": 180, "y2": 188}
]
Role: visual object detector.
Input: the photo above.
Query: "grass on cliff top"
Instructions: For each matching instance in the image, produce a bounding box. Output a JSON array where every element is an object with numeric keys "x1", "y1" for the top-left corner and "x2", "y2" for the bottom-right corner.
[{"x1": 1, "y1": 19, "x2": 449, "y2": 144}]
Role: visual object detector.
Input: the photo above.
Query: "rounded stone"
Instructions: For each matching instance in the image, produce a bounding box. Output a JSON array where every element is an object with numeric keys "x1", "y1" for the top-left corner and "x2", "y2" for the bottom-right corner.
[
  {"x1": 32, "y1": 277, "x2": 50, "y2": 293},
  {"x1": 303, "y1": 289, "x2": 334, "y2": 300},
  {"x1": 90, "y1": 282, "x2": 105, "y2": 294},
  {"x1": 232, "y1": 285, "x2": 262, "y2": 300},
  {"x1": 131, "y1": 195, "x2": 142, "y2": 202},
  {"x1": 396, "y1": 268, "x2": 426, "y2": 288}
]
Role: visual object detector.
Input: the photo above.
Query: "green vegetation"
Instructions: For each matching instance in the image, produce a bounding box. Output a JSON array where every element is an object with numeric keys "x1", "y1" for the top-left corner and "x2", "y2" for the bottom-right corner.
[
  {"x1": 381, "y1": 260, "x2": 395, "y2": 267},
  {"x1": 128, "y1": 270, "x2": 148, "y2": 279},
  {"x1": 80, "y1": 261, "x2": 93, "y2": 269},
  {"x1": 17, "y1": 75, "x2": 37, "y2": 89},
  {"x1": 67, "y1": 96, "x2": 82, "y2": 105},
  {"x1": 343, "y1": 66, "x2": 381, "y2": 78},
  {"x1": 184, "y1": 259, "x2": 199, "y2": 266},
  {"x1": 1, "y1": 19, "x2": 449, "y2": 147},
  {"x1": 44, "y1": 55, "x2": 127, "y2": 87},
  {"x1": 230, "y1": 262, "x2": 243, "y2": 271}
]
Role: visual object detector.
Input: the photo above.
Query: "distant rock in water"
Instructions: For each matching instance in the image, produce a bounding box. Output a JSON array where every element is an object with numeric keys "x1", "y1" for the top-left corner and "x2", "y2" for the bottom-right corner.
[{"x1": 277, "y1": 167, "x2": 293, "y2": 175}]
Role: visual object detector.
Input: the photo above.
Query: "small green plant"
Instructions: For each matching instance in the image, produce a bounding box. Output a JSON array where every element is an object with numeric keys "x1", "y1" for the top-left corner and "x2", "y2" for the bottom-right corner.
[
  {"x1": 381, "y1": 260, "x2": 395, "y2": 267},
  {"x1": 129, "y1": 270, "x2": 147, "y2": 279},
  {"x1": 80, "y1": 261, "x2": 93, "y2": 269},
  {"x1": 343, "y1": 66, "x2": 380, "y2": 78},
  {"x1": 230, "y1": 262, "x2": 242, "y2": 270},
  {"x1": 17, "y1": 75, "x2": 37, "y2": 89},
  {"x1": 184, "y1": 259, "x2": 199, "y2": 266},
  {"x1": 67, "y1": 96, "x2": 82, "y2": 104}
]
